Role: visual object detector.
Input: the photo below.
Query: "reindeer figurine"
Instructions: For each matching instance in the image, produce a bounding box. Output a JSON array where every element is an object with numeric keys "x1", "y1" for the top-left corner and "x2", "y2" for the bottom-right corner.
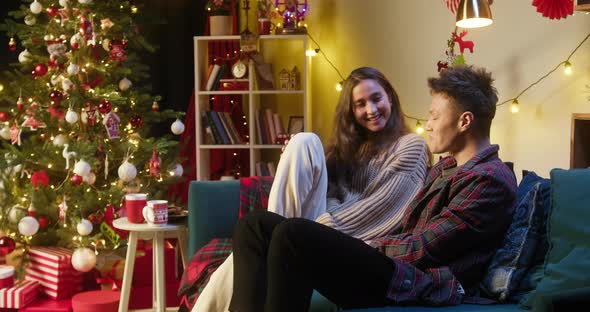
[
  {"x1": 452, "y1": 30, "x2": 474, "y2": 54},
  {"x1": 62, "y1": 144, "x2": 77, "y2": 169}
]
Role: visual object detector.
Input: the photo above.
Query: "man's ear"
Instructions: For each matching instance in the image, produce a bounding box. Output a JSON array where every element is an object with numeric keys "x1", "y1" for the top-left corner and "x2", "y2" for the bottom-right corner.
[{"x1": 458, "y1": 111, "x2": 474, "y2": 132}]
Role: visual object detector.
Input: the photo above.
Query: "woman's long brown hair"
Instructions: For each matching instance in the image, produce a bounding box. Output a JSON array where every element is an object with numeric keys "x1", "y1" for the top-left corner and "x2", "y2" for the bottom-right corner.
[{"x1": 325, "y1": 67, "x2": 409, "y2": 183}]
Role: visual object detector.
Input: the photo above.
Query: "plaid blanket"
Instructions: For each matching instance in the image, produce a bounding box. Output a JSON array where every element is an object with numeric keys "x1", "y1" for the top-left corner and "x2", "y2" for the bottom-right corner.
[{"x1": 178, "y1": 176, "x2": 273, "y2": 311}]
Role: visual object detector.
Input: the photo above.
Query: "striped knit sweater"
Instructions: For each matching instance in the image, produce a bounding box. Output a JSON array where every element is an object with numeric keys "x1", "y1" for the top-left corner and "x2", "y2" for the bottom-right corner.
[{"x1": 315, "y1": 133, "x2": 428, "y2": 241}]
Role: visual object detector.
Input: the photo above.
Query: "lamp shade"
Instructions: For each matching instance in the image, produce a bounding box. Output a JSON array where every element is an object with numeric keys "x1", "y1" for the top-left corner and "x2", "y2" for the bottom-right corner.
[{"x1": 456, "y1": 0, "x2": 493, "y2": 28}]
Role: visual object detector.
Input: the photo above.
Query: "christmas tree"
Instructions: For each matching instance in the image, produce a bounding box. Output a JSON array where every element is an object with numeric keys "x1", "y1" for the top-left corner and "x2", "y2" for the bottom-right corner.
[{"x1": 0, "y1": 0, "x2": 185, "y2": 274}]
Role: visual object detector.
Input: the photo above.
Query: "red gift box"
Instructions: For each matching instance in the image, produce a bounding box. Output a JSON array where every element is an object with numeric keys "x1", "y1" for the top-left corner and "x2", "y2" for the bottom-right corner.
[
  {"x1": 71, "y1": 290, "x2": 118, "y2": 312},
  {"x1": 132, "y1": 241, "x2": 177, "y2": 286},
  {"x1": 25, "y1": 247, "x2": 82, "y2": 300},
  {"x1": 0, "y1": 266, "x2": 14, "y2": 289},
  {"x1": 128, "y1": 281, "x2": 179, "y2": 310},
  {"x1": 18, "y1": 295, "x2": 72, "y2": 312},
  {"x1": 0, "y1": 280, "x2": 41, "y2": 309}
]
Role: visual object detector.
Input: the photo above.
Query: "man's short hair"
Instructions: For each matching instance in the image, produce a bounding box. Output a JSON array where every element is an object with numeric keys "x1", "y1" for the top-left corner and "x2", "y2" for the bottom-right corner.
[{"x1": 428, "y1": 65, "x2": 498, "y2": 135}]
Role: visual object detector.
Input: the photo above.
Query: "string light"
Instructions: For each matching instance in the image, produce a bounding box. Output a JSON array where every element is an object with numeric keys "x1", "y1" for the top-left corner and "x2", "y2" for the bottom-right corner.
[
  {"x1": 415, "y1": 121, "x2": 425, "y2": 134},
  {"x1": 510, "y1": 99, "x2": 519, "y2": 114},
  {"x1": 335, "y1": 81, "x2": 343, "y2": 92},
  {"x1": 305, "y1": 48, "x2": 319, "y2": 57},
  {"x1": 564, "y1": 61, "x2": 572, "y2": 75}
]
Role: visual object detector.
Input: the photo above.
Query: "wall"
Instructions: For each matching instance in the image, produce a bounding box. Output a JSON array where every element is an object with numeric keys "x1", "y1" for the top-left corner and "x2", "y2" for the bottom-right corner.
[{"x1": 304, "y1": 0, "x2": 590, "y2": 178}]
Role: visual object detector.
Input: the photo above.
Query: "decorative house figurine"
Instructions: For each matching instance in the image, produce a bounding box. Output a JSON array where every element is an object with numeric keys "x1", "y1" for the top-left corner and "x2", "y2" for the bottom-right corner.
[
  {"x1": 102, "y1": 112, "x2": 121, "y2": 139},
  {"x1": 278, "y1": 68, "x2": 290, "y2": 90},
  {"x1": 289, "y1": 66, "x2": 300, "y2": 90}
]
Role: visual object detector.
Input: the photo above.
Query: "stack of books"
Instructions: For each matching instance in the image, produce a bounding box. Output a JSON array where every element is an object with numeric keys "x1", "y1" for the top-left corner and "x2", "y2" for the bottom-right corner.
[
  {"x1": 202, "y1": 111, "x2": 245, "y2": 145},
  {"x1": 255, "y1": 108, "x2": 286, "y2": 145}
]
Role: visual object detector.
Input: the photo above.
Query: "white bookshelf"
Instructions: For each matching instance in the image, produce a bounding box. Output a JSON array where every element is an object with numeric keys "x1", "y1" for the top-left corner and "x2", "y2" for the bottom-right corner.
[{"x1": 193, "y1": 35, "x2": 308, "y2": 180}]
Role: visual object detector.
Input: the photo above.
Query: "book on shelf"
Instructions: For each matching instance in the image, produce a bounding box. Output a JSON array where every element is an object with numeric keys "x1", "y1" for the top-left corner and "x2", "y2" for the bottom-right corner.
[
  {"x1": 218, "y1": 112, "x2": 238, "y2": 144},
  {"x1": 209, "y1": 111, "x2": 231, "y2": 144},
  {"x1": 272, "y1": 113, "x2": 286, "y2": 137},
  {"x1": 219, "y1": 79, "x2": 249, "y2": 91},
  {"x1": 223, "y1": 112, "x2": 245, "y2": 144},
  {"x1": 267, "y1": 162, "x2": 276, "y2": 177},
  {"x1": 264, "y1": 109, "x2": 277, "y2": 145},
  {"x1": 257, "y1": 109, "x2": 268, "y2": 144},
  {"x1": 201, "y1": 112, "x2": 216, "y2": 144},
  {"x1": 212, "y1": 63, "x2": 229, "y2": 91},
  {"x1": 205, "y1": 64, "x2": 221, "y2": 91},
  {"x1": 255, "y1": 110, "x2": 263, "y2": 145},
  {"x1": 204, "y1": 111, "x2": 222, "y2": 144},
  {"x1": 255, "y1": 161, "x2": 276, "y2": 177}
]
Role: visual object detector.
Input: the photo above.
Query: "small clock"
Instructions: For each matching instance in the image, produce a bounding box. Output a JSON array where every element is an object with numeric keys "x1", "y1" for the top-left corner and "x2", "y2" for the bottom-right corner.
[{"x1": 231, "y1": 59, "x2": 248, "y2": 79}]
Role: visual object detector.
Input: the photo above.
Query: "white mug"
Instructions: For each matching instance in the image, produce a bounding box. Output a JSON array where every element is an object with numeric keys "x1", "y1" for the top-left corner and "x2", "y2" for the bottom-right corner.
[{"x1": 142, "y1": 200, "x2": 168, "y2": 226}]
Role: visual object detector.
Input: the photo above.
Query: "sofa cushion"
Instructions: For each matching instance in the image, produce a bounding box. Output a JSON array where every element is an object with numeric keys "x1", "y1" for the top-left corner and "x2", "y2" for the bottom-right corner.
[
  {"x1": 481, "y1": 172, "x2": 550, "y2": 301},
  {"x1": 523, "y1": 168, "x2": 590, "y2": 310}
]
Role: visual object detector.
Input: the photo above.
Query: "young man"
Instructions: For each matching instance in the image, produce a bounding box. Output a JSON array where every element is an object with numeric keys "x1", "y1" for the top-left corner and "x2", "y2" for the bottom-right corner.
[{"x1": 227, "y1": 65, "x2": 517, "y2": 312}]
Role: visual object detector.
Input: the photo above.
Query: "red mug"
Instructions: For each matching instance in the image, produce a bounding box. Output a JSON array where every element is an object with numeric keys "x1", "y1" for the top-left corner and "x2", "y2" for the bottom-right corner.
[
  {"x1": 258, "y1": 18, "x2": 271, "y2": 35},
  {"x1": 142, "y1": 200, "x2": 168, "y2": 226},
  {"x1": 125, "y1": 193, "x2": 147, "y2": 224}
]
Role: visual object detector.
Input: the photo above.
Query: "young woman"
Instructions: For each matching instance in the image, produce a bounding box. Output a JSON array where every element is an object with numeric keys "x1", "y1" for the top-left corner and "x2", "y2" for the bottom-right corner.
[{"x1": 193, "y1": 67, "x2": 428, "y2": 312}]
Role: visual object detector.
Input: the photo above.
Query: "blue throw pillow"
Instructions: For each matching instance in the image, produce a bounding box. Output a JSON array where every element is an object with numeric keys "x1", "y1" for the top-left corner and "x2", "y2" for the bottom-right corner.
[{"x1": 480, "y1": 171, "x2": 550, "y2": 302}]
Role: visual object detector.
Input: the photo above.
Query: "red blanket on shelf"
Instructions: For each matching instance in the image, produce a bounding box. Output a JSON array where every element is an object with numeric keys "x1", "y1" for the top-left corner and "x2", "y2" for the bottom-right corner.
[{"x1": 177, "y1": 176, "x2": 273, "y2": 311}]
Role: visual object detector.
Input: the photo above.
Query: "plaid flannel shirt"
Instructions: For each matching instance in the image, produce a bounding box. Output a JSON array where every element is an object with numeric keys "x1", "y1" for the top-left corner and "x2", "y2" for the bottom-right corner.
[{"x1": 370, "y1": 145, "x2": 517, "y2": 305}]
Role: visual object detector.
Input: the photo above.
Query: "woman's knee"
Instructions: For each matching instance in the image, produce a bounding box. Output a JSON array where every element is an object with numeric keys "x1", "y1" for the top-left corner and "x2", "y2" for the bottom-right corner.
[{"x1": 288, "y1": 132, "x2": 321, "y2": 150}]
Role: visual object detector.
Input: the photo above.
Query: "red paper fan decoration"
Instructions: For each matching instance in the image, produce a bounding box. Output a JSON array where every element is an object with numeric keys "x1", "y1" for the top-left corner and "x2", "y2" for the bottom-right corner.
[
  {"x1": 532, "y1": 0, "x2": 574, "y2": 20},
  {"x1": 444, "y1": 0, "x2": 461, "y2": 14}
]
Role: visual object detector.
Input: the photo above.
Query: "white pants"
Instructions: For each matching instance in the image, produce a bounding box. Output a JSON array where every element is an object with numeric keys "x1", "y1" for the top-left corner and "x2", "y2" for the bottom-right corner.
[{"x1": 192, "y1": 133, "x2": 328, "y2": 312}]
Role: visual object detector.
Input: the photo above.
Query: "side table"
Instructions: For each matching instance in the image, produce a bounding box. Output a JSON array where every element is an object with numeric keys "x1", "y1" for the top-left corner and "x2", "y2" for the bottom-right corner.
[{"x1": 113, "y1": 217, "x2": 188, "y2": 312}]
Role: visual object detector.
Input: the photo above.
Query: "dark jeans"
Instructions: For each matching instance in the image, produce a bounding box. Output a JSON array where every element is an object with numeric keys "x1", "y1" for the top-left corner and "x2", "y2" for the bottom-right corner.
[{"x1": 228, "y1": 211, "x2": 396, "y2": 312}]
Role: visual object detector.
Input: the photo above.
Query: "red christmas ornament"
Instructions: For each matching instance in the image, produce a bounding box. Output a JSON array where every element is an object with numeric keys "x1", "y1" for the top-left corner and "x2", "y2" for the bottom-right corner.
[
  {"x1": 30, "y1": 170, "x2": 50, "y2": 188},
  {"x1": 48, "y1": 58, "x2": 57, "y2": 68},
  {"x1": 452, "y1": 31, "x2": 474, "y2": 54},
  {"x1": 8, "y1": 37, "x2": 16, "y2": 51},
  {"x1": 0, "y1": 112, "x2": 10, "y2": 122},
  {"x1": 80, "y1": 18, "x2": 93, "y2": 40},
  {"x1": 88, "y1": 211, "x2": 104, "y2": 224},
  {"x1": 49, "y1": 90, "x2": 63, "y2": 104},
  {"x1": 98, "y1": 100, "x2": 112, "y2": 114},
  {"x1": 129, "y1": 115, "x2": 143, "y2": 129},
  {"x1": 108, "y1": 40, "x2": 127, "y2": 63},
  {"x1": 0, "y1": 236, "x2": 16, "y2": 256},
  {"x1": 71, "y1": 174, "x2": 83, "y2": 185},
  {"x1": 47, "y1": 5, "x2": 60, "y2": 18},
  {"x1": 34, "y1": 63, "x2": 48, "y2": 76},
  {"x1": 38, "y1": 216, "x2": 50, "y2": 229}
]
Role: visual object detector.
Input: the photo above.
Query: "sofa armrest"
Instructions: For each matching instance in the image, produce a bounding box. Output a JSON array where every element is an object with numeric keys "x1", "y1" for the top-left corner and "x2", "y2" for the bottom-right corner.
[{"x1": 187, "y1": 180, "x2": 240, "y2": 256}]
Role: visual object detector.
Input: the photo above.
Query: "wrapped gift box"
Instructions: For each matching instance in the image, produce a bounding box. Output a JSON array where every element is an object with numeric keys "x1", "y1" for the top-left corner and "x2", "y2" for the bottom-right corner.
[
  {"x1": 0, "y1": 280, "x2": 41, "y2": 309},
  {"x1": 0, "y1": 265, "x2": 15, "y2": 289},
  {"x1": 71, "y1": 290, "x2": 118, "y2": 312},
  {"x1": 132, "y1": 241, "x2": 177, "y2": 286},
  {"x1": 128, "y1": 281, "x2": 179, "y2": 310},
  {"x1": 25, "y1": 247, "x2": 82, "y2": 300},
  {"x1": 18, "y1": 295, "x2": 72, "y2": 312}
]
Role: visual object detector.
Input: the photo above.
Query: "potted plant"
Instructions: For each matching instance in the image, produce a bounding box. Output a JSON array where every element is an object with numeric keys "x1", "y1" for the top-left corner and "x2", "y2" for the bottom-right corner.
[
  {"x1": 206, "y1": 0, "x2": 236, "y2": 36},
  {"x1": 256, "y1": 0, "x2": 276, "y2": 35}
]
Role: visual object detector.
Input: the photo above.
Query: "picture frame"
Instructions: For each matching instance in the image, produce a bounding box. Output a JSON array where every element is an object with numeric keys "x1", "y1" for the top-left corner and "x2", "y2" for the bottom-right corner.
[{"x1": 287, "y1": 116, "x2": 304, "y2": 135}]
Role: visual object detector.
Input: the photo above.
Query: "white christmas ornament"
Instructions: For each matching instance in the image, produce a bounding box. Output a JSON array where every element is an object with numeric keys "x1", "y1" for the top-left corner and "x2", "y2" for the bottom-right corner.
[
  {"x1": 8, "y1": 205, "x2": 27, "y2": 223},
  {"x1": 70, "y1": 33, "x2": 82, "y2": 47},
  {"x1": 67, "y1": 63, "x2": 80, "y2": 75},
  {"x1": 65, "y1": 109, "x2": 79, "y2": 124},
  {"x1": 171, "y1": 164, "x2": 184, "y2": 177},
  {"x1": 171, "y1": 119, "x2": 185, "y2": 135},
  {"x1": 118, "y1": 78, "x2": 132, "y2": 91},
  {"x1": 59, "y1": 0, "x2": 69, "y2": 7},
  {"x1": 18, "y1": 50, "x2": 32, "y2": 63},
  {"x1": 30, "y1": 1, "x2": 43, "y2": 14},
  {"x1": 62, "y1": 78, "x2": 74, "y2": 91},
  {"x1": 74, "y1": 160, "x2": 91, "y2": 177},
  {"x1": 62, "y1": 144, "x2": 77, "y2": 169},
  {"x1": 18, "y1": 216, "x2": 39, "y2": 236},
  {"x1": 77, "y1": 219, "x2": 93, "y2": 236},
  {"x1": 101, "y1": 39, "x2": 110, "y2": 51},
  {"x1": 118, "y1": 160, "x2": 137, "y2": 182},
  {"x1": 83, "y1": 172, "x2": 96, "y2": 185},
  {"x1": 52, "y1": 134, "x2": 67, "y2": 146},
  {"x1": 24, "y1": 15, "x2": 36, "y2": 26},
  {"x1": 0, "y1": 126, "x2": 11, "y2": 140},
  {"x1": 71, "y1": 247, "x2": 97, "y2": 272}
]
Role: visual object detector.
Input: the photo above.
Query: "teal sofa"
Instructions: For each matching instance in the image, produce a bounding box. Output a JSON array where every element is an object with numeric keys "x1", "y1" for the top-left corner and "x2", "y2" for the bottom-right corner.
[{"x1": 187, "y1": 180, "x2": 520, "y2": 311}]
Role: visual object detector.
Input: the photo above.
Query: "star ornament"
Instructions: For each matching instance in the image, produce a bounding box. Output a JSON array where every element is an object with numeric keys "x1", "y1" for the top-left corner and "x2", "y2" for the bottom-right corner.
[
  {"x1": 10, "y1": 122, "x2": 21, "y2": 145},
  {"x1": 21, "y1": 116, "x2": 47, "y2": 131},
  {"x1": 100, "y1": 18, "x2": 114, "y2": 30}
]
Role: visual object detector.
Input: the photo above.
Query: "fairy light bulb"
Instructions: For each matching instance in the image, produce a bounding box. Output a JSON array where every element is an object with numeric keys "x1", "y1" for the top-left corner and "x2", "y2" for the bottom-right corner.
[
  {"x1": 415, "y1": 121, "x2": 424, "y2": 134},
  {"x1": 335, "y1": 81, "x2": 343, "y2": 92},
  {"x1": 306, "y1": 49, "x2": 319, "y2": 57},
  {"x1": 510, "y1": 99, "x2": 519, "y2": 114},
  {"x1": 564, "y1": 61, "x2": 572, "y2": 75}
]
